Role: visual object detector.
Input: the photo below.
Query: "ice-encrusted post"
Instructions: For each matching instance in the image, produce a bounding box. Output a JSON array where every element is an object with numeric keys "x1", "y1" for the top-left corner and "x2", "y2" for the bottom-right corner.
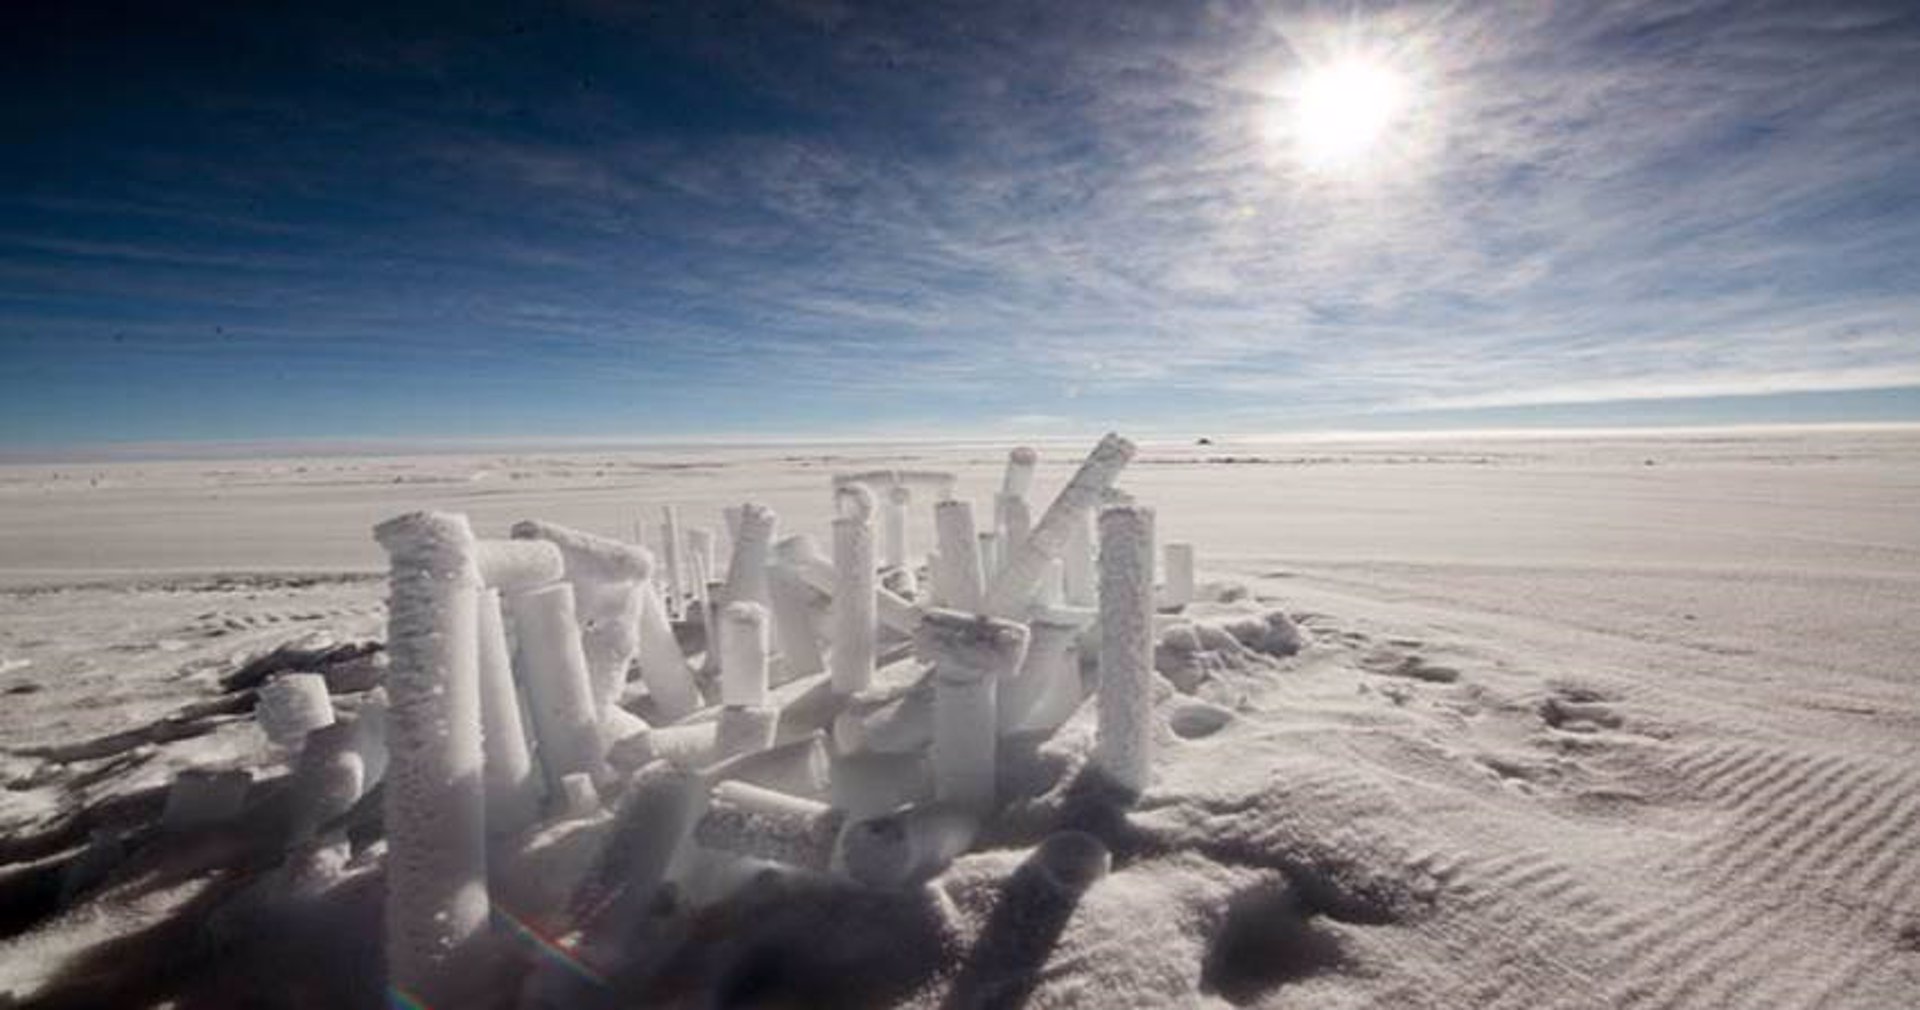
[
  {"x1": 721, "y1": 503, "x2": 776, "y2": 609},
  {"x1": 933, "y1": 499, "x2": 986, "y2": 612},
  {"x1": 770, "y1": 535, "x2": 828, "y2": 679},
  {"x1": 1094, "y1": 504, "x2": 1155, "y2": 795},
  {"x1": 257, "y1": 673, "x2": 335, "y2": 749},
  {"x1": 718, "y1": 601, "x2": 771, "y2": 707},
  {"x1": 471, "y1": 539, "x2": 561, "y2": 837},
  {"x1": 1000, "y1": 615, "x2": 1081, "y2": 734},
  {"x1": 1163, "y1": 542, "x2": 1195, "y2": 609},
  {"x1": 372, "y1": 511, "x2": 490, "y2": 1004},
  {"x1": 686, "y1": 527, "x2": 716, "y2": 610},
  {"x1": 507, "y1": 582, "x2": 607, "y2": 790},
  {"x1": 883, "y1": 485, "x2": 911, "y2": 569},
  {"x1": 694, "y1": 781, "x2": 846, "y2": 873},
  {"x1": 477, "y1": 589, "x2": 541, "y2": 835},
  {"x1": 985, "y1": 433, "x2": 1136, "y2": 618},
  {"x1": 1063, "y1": 511, "x2": 1096, "y2": 606},
  {"x1": 508, "y1": 519, "x2": 652, "y2": 721},
  {"x1": 659, "y1": 505, "x2": 685, "y2": 619},
  {"x1": 635, "y1": 582, "x2": 701, "y2": 721},
  {"x1": 919, "y1": 609, "x2": 1029, "y2": 810},
  {"x1": 832, "y1": 485, "x2": 877, "y2": 695}
]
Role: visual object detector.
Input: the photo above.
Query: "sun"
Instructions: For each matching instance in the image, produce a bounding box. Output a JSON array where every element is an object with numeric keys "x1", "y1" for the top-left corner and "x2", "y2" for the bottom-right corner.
[{"x1": 1285, "y1": 57, "x2": 1410, "y2": 171}]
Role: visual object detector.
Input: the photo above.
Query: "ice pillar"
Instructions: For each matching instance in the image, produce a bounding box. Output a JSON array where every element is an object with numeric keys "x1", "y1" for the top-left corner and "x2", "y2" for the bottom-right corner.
[
  {"x1": 659, "y1": 505, "x2": 685, "y2": 619},
  {"x1": 919, "y1": 608, "x2": 1029, "y2": 811},
  {"x1": 718, "y1": 601, "x2": 771, "y2": 707},
  {"x1": 883, "y1": 485, "x2": 911, "y2": 569},
  {"x1": 985, "y1": 433, "x2": 1136, "y2": 618},
  {"x1": 1001, "y1": 615, "x2": 1081, "y2": 734},
  {"x1": 721, "y1": 503, "x2": 776, "y2": 609},
  {"x1": 933, "y1": 499, "x2": 986, "y2": 612},
  {"x1": 507, "y1": 582, "x2": 607, "y2": 790},
  {"x1": 635, "y1": 582, "x2": 701, "y2": 721},
  {"x1": 1094, "y1": 504, "x2": 1155, "y2": 795},
  {"x1": 1163, "y1": 542, "x2": 1195, "y2": 609},
  {"x1": 693, "y1": 780, "x2": 846, "y2": 873},
  {"x1": 831, "y1": 492, "x2": 877, "y2": 695},
  {"x1": 476, "y1": 589, "x2": 541, "y2": 835},
  {"x1": 372, "y1": 511, "x2": 489, "y2": 1004}
]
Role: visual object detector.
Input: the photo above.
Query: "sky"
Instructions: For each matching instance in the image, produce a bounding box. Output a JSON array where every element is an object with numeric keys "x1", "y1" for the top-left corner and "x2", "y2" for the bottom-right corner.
[{"x1": 4, "y1": 0, "x2": 1920, "y2": 449}]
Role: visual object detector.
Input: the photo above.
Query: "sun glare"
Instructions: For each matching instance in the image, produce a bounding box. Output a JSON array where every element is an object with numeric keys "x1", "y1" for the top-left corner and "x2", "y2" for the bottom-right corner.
[{"x1": 1288, "y1": 57, "x2": 1409, "y2": 171}]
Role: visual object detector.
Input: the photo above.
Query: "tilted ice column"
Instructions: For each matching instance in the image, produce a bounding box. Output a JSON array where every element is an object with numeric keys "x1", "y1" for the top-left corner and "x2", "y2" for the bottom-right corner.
[
  {"x1": 1063, "y1": 510, "x2": 1096, "y2": 607},
  {"x1": 476, "y1": 589, "x2": 541, "y2": 835},
  {"x1": 372, "y1": 511, "x2": 490, "y2": 1004},
  {"x1": 659, "y1": 505, "x2": 685, "y2": 619},
  {"x1": 1094, "y1": 504, "x2": 1156, "y2": 795},
  {"x1": 769, "y1": 536, "x2": 828, "y2": 679},
  {"x1": 919, "y1": 608, "x2": 1029, "y2": 811},
  {"x1": 985, "y1": 433, "x2": 1136, "y2": 618},
  {"x1": 686, "y1": 527, "x2": 716, "y2": 610},
  {"x1": 693, "y1": 780, "x2": 846, "y2": 873},
  {"x1": 933, "y1": 499, "x2": 986, "y2": 612},
  {"x1": 718, "y1": 601, "x2": 771, "y2": 708},
  {"x1": 831, "y1": 486, "x2": 878, "y2": 695},
  {"x1": 509, "y1": 519, "x2": 652, "y2": 585},
  {"x1": 1001, "y1": 615, "x2": 1082, "y2": 734},
  {"x1": 1163, "y1": 542, "x2": 1196, "y2": 609},
  {"x1": 635, "y1": 581, "x2": 701, "y2": 721},
  {"x1": 721, "y1": 503, "x2": 776, "y2": 609},
  {"x1": 507, "y1": 582, "x2": 608, "y2": 790},
  {"x1": 883, "y1": 485, "x2": 911, "y2": 569},
  {"x1": 574, "y1": 579, "x2": 642, "y2": 721},
  {"x1": 995, "y1": 493, "x2": 1031, "y2": 561}
]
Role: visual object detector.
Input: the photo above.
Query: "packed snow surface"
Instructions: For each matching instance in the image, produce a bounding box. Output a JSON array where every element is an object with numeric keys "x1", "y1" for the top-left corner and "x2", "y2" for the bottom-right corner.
[{"x1": 2, "y1": 426, "x2": 1918, "y2": 1008}]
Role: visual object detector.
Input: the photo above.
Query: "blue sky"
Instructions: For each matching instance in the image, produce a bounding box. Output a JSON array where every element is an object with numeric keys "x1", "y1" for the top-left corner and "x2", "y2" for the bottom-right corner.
[{"x1": 4, "y1": 0, "x2": 1919, "y2": 449}]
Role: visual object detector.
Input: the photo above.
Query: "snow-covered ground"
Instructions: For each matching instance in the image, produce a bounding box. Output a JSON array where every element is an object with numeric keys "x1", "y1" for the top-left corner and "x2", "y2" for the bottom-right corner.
[{"x1": 2, "y1": 425, "x2": 1917, "y2": 1007}]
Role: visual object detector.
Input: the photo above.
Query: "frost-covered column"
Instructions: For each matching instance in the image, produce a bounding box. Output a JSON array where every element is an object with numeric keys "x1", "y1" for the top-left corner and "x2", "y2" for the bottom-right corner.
[
  {"x1": 1163, "y1": 542, "x2": 1195, "y2": 609},
  {"x1": 721, "y1": 503, "x2": 776, "y2": 609},
  {"x1": 1000, "y1": 615, "x2": 1081, "y2": 734},
  {"x1": 994, "y1": 448, "x2": 1038, "y2": 572},
  {"x1": 471, "y1": 539, "x2": 561, "y2": 838},
  {"x1": 933, "y1": 499, "x2": 986, "y2": 612},
  {"x1": 372, "y1": 511, "x2": 489, "y2": 1003},
  {"x1": 1094, "y1": 504, "x2": 1155, "y2": 795},
  {"x1": 635, "y1": 582, "x2": 701, "y2": 721},
  {"x1": 509, "y1": 519, "x2": 653, "y2": 721},
  {"x1": 985, "y1": 433, "x2": 1136, "y2": 618},
  {"x1": 769, "y1": 536, "x2": 828, "y2": 679},
  {"x1": 831, "y1": 485, "x2": 877, "y2": 695},
  {"x1": 919, "y1": 609, "x2": 1029, "y2": 810},
  {"x1": 258, "y1": 674, "x2": 335, "y2": 749},
  {"x1": 507, "y1": 582, "x2": 607, "y2": 790},
  {"x1": 686, "y1": 527, "x2": 716, "y2": 611},
  {"x1": 1063, "y1": 510, "x2": 1097, "y2": 606},
  {"x1": 718, "y1": 601, "x2": 770, "y2": 707},
  {"x1": 476, "y1": 589, "x2": 541, "y2": 835},
  {"x1": 883, "y1": 485, "x2": 911, "y2": 569},
  {"x1": 695, "y1": 781, "x2": 846, "y2": 873},
  {"x1": 659, "y1": 505, "x2": 685, "y2": 618}
]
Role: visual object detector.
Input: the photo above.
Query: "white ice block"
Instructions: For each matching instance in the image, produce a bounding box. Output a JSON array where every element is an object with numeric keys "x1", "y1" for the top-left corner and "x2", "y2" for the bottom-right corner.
[
  {"x1": 257, "y1": 672, "x2": 335, "y2": 748},
  {"x1": 373, "y1": 510, "x2": 490, "y2": 1003},
  {"x1": 574, "y1": 578, "x2": 642, "y2": 722},
  {"x1": 472, "y1": 538, "x2": 564, "y2": 592},
  {"x1": 477, "y1": 588, "x2": 540, "y2": 836},
  {"x1": 1095, "y1": 504, "x2": 1156, "y2": 795},
  {"x1": 635, "y1": 582, "x2": 701, "y2": 721},
  {"x1": 1163, "y1": 542, "x2": 1196, "y2": 609},
  {"x1": 830, "y1": 513, "x2": 877, "y2": 695},
  {"x1": 933, "y1": 500, "x2": 985, "y2": 612},
  {"x1": 884, "y1": 485, "x2": 911, "y2": 568},
  {"x1": 1063, "y1": 508, "x2": 1097, "y2": 607},
  {"x1": 718, "y1": 601, "x2": 771, "y2": 707},
  {"x1": 693, "y1": 780, "x2": 846, "y2": 873},
  {"x1": 919, "y1": 609, "x2": 1029, "y2": 810},
  {"x1": 1001, "y1": 615, "x2": 1082, "y2": 734},
  {"x1": 659, "y1": 505, "x2": 685, "y2": 619},
  {"x1": 721, "y1": 503, "x2": 776, "y2": 609},
  {"x1": 986, "y1": 433, "x2": 1135, "y2": 617},
  {"x1": 509, "y1": 519, "x2": 653, "y2": 584},
  {"x1": 507, "y1": 582, "x2": 608, "y2": 790}
]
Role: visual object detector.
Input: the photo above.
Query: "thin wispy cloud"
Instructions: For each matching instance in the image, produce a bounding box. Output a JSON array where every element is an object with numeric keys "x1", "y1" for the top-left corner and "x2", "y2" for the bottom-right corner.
[{"x1": 3, "y1": 0, "x2": 1917, "y2": 444}]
